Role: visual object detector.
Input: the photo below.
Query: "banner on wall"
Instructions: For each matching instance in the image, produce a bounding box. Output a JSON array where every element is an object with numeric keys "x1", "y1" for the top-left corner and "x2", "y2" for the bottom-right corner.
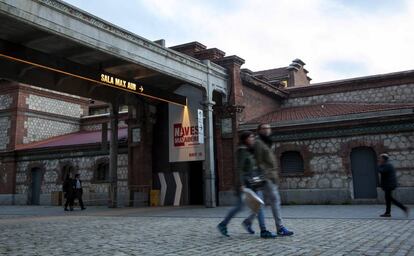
[{"x1": 169, "y1": 85, "x2": 205, "y2": 162}]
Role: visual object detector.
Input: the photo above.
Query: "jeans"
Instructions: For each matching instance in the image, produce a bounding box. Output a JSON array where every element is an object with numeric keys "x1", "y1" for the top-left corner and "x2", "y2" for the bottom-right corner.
[
  {"x1": 220, "y1": 194, "x2": 244, "y2": 226},
  {"x1": 246, "y1": 181, "x2": 283, "y2": 230},
  {"x1": 244, "y1": 190, "x2": 266, "y2": 231}
]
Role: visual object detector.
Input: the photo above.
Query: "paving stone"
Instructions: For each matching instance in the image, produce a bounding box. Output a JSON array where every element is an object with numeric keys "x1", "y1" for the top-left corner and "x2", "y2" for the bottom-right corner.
[{"x1": 0, "y1": 205, "x2": 413, "y2": 255}]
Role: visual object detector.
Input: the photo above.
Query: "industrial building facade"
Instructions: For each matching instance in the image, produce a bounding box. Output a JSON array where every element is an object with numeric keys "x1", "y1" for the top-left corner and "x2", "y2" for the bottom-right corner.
[{"x1": 0, "y1": 0, "x2": 413, "y2": 207}]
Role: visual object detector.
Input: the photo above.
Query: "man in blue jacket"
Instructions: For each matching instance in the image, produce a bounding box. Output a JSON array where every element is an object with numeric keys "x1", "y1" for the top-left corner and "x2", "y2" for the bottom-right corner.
[{"x1": 378, "y1": 153, "x2": 409, "y2": 217}]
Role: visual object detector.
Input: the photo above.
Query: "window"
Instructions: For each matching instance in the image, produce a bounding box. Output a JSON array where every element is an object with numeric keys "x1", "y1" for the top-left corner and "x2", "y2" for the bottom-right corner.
[
  {"x1": 89, "y1": 106, "x2": 109, "y2": 116},
  {"x1": 95, "y1": 162, "x2": 109, "y2": 182},
  {"x1": 280, "y1": 151, "x2": 304, "y2": 174}
]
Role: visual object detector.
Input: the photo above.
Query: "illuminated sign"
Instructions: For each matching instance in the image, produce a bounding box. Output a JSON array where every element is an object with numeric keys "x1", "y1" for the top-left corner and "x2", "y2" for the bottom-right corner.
[
  {"x1": 169, "y1": 85, "x2": 205, "y2": 162},
  {"x1": 100, "y1": 74, "x2": 143, "y2": 92},
  {"x1": 0, "y1": 39, "x2": 187, "y2": 106},
  {"x1": 173, "y1": 123, "x2": 200, "y2": 147}
]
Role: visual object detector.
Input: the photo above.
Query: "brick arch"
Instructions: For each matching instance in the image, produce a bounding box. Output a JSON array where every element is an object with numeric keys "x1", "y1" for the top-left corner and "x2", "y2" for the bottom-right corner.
[
  {"x1": 340, "y1": 140, "x2": 386, "y2": 176},
  {"x1": 25, "y1": 162, "x2": 46, "y2": 204},
  {"x1": 275, "y1": 144, "x2": 312, "y2": 177}
]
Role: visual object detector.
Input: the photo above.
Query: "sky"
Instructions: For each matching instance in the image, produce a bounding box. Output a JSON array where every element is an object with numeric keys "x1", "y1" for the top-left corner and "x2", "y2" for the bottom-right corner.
[{"x1": 64, "y1": 0, "x2": 414, "y2": 83}]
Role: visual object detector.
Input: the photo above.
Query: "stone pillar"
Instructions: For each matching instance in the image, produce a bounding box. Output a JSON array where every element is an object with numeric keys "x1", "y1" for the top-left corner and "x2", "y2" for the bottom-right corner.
[
  {"x1": 202, "y1": 60, "x2": 216, "y2": 208},
  {"x1": 101, "y1": 122, "x2": 108, "y2": 151},
  {"x1": 203, "y1": 97, "x2": 216, "y2": 208},
  {"x1": 109, "y1": 102, "x2": 118, "y2": 208}
]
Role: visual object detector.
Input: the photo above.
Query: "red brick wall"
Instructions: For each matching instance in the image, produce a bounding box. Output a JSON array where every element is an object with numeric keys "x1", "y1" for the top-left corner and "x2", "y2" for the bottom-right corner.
[
  {"x1": 241, "y1": 85, "x2": 281, "y2": 122},
  {"x1": 0, "y1": 160, "x2": 16, "y2": 194}
]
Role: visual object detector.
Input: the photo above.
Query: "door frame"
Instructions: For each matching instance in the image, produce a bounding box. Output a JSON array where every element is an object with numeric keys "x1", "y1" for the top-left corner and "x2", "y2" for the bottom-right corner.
[
  {"x1": 350, "y1": 146, "x2": 378, "y2": 199},
  {"x1": 26, "y1": 163, "x2": 45, "y2": 205}
]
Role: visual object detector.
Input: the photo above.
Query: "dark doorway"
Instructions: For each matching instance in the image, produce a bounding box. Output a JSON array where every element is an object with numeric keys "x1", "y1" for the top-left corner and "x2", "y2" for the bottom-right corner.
[
  {"x1": 350, "y1": 147, "x2": 378, "y2": 199},
  {"x1": 188, "y1": 161, "x2": 203, "y2": 205},
  {"x1": 30, "y1": 168, "x2": 42, "y2": 205}
]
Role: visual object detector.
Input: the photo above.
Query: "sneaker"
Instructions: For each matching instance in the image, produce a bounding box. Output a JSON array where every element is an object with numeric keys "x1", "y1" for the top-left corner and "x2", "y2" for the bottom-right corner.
[
  {"x1": 277, "y1": 226, "x2": 294, "y2": 236},
  {"x1": 260, "y1": 230, "x2": 277, "y2": 239},
  {"x1": 380, "y1": 213, "x2": 391, "y2": 217},
  {"x1": 242, "y1": 220, "x2": 255, "y2": 234},
  {"x1": 217, "y1": 223, "x2": 229, "y2": 237}
]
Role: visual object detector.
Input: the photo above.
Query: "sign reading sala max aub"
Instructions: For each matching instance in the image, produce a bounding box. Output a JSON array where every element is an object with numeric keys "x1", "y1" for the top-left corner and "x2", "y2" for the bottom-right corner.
[
  {"x1": 100, "y1": 74, "x2": 143, "y2": 92},
  {"x1": 169, "y1": 86, "x2": 205, "y2": 162}
]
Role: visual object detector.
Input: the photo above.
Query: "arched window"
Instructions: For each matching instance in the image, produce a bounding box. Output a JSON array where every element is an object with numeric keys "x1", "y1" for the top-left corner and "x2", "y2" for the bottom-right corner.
[
  {"x1": 61, "y1": 165, "x2": 74, "y2": 182},
  {"x1": 280, "y1": 151, "x2": 304, "y2": 174},
  {"x1": 95, "y1": 162, "x2": 109, "y2": 182}
]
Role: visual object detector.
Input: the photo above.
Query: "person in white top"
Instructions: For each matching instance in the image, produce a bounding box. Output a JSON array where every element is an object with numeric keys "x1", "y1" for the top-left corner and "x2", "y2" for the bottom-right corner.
[{"x1": 74, "y1": 174, "x2": 86, "y2": 210}]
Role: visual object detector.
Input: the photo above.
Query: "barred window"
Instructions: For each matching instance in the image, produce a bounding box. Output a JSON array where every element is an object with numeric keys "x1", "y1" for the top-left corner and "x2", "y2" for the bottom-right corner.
[{"x1": 280, "y1": 151, "x2": 304, "y2": 174}]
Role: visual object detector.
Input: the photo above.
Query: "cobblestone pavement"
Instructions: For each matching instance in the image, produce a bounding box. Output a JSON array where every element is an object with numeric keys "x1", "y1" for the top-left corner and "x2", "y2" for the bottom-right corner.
[{"x1": 0, "y1": 205, "x2": 413, "y2": 256}]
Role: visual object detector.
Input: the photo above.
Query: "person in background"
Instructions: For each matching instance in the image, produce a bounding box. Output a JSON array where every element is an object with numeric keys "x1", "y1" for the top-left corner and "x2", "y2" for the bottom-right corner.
[
  {"x1": 378, "y1": 153, "x2": 409, "y2": 217},
  {"x1": 217, "y1": 131, "x2": 274, "y2": 238},
  {"x1": 63, "y1": 173, "x2": 74, "y2": 211},
  {"x1": 73, "y1": 173, "x2": 86, "y2": 210}
]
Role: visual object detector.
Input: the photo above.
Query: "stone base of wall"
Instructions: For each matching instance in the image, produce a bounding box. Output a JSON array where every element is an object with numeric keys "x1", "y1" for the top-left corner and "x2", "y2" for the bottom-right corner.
[
  {"x1": 218, "y1": 191, "x2": 238, "y2": 206},
  {"x1": 280, "y1": 188, "x2": 351, "y2": 204},
  {"x1": 132, "y1": 192, "x2": 148, "y2": 207},
  {"x1": 14, "y1": 194, "x2": 27, "y2": 205},
  {"x1": 0, "y1": 194, "x2": 14, "y2": 204}
]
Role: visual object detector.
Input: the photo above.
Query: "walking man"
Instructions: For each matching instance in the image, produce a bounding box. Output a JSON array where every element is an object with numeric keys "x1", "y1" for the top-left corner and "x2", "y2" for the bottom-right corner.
[
  {"x1": 217, "y1": 131, "x2": 275, "y2": 238},
  {"x1": 63, "y1": 173, "x2": 74, "y2": 211},
  {"x1": 74, "y1": 173, "x2": 86, "y2": 210},
  {"x1": 243, "y1": 123, "x2": 293, "y2": 236},
  {"x1": 378, "y1": 153, "x2": 409, "y2": 217}
]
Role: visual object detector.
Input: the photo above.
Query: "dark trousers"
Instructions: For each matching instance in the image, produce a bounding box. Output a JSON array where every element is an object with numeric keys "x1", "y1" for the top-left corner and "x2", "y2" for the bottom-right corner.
[
  {"x1": 384, "y1": 189, "x2": 407, "y2": 214},
  {"x1": 64, "y1": 193, "x2": 74, "y2": 209},
  {"x1": 74, "y1": 189, "x2": 85, "y2": 209}
]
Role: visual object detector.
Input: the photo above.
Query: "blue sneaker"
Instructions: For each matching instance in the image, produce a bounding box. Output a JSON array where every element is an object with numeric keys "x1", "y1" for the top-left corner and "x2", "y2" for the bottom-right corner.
[
  {"x1": 242, "y1": 220, "x2": 255, "y2": 234},
  {"x1": 217, "y1": 223, "x2": 229, "y2": 237},
  {"x1": 277, "y1": 226, "x2": 294, "y2": 236},
  {"x1": 260, "y1": 230, "x2": 277, "y2": 239}
]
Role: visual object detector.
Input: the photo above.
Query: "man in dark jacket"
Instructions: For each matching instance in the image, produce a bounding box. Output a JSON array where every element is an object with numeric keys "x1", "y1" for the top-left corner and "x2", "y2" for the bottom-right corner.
[
  {"x1": 378, "y1": 153, "x2": 409, "y2": 217},
  {"x1": 63, "y1": 174, "x2": 74, "y2": 211},
  {"x1": 74, "y1": 174, "x2": 86, "y2": 210}
]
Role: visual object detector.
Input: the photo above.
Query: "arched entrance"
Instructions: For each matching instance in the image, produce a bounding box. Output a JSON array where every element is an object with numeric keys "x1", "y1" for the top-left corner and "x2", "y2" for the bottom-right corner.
[
  {"x1": 30, "y1": 167, "x2": 42, "y2": 205},
  {"x1": 350, "y1": 147, "x2": 378, "y2": 199}
]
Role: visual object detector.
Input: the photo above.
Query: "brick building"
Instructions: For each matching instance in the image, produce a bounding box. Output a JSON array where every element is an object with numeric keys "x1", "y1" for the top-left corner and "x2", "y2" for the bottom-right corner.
[
  {"x1": 0, "y1": 25, "x2": 413, "y2": 206},
  {"x1": 233, "y1": 67, "x2": 414, "y2": 205}
]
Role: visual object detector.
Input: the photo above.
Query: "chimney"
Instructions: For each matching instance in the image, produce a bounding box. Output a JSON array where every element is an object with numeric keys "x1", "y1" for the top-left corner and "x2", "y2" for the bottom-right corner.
[
  {"x1": 169, "y1": 41, "x2": 207, "y2": 57},
  {"x1": 194, "y1": 48, "x2": 225, "y2": 62}
]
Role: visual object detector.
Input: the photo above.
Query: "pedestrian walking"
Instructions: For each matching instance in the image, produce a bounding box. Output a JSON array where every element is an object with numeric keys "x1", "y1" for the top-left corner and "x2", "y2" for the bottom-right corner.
[
  {"x1": 73, "y1": 173, "x2": 86, "y2": 210},
  {"x1": 63, "y1": 173, "x2": 74, "y2": 211},
  {"x1": 378, "y1": 153, "x2": 409, "y2": 217},
  {"x1": 243, "y1": 123, "x2": 293, "y2": 236},
  {"x1": 217, "y1": 131, "x2": 274, "y2": 238}
]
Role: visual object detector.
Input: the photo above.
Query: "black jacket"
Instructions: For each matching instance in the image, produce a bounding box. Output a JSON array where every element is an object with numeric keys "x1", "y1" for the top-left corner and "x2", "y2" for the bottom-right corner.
[
  {"x1": 62, "y1": 178, "x2": 75, "y2": 197},
  {"x1": 378, "y1": 162, "x2": 398, "y2": 190}
]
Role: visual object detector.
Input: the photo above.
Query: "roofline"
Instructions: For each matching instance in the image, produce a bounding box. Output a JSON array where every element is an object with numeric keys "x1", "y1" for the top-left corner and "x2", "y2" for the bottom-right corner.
[
  {"x1": 241, "y1": 72, "x2": 289, "y2": 99},
  {"x1": 287, "y1": 69, "x2": 414, "y2": 97},
  {"x1": 240, "y1": 108, "x2": 414, "y2": 130}
]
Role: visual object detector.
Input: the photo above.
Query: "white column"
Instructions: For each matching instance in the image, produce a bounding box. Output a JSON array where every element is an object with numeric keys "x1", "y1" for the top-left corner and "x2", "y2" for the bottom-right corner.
[{"x1": 202, "y1": 60, "x2": 216, "y2": 208}]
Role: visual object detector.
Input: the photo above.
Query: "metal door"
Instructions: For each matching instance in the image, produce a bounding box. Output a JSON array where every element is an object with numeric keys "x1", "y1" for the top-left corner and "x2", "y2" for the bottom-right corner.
[
  {"x1": 31, "y1": 168, "x2": 41, "y2": 205},
  {"x1": 350, "y1": 147, "x2": 378, "y2": 199}
]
